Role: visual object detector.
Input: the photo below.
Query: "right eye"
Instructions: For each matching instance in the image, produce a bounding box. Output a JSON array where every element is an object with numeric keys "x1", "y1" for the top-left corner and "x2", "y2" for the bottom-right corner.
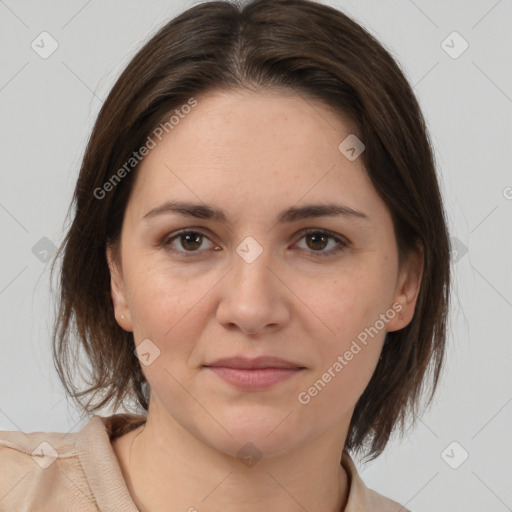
[{"x1": 162, "y1": 229, "x2": 219, "y2": 256}]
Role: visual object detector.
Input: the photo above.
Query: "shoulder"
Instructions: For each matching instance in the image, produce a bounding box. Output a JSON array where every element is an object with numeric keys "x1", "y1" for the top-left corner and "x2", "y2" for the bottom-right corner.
[
  {"x1": 366, "y1": 488, "x2": 411, "y2": 512},
  {"x1": 0, "y1": 414, "x2": 145, "y2": 512},
  {"x1": 341, "y1": 450, "x2": 411, "y2": 512},
  {"x1": 0, "y1": 421, "x2": 96, "y2": 511}
]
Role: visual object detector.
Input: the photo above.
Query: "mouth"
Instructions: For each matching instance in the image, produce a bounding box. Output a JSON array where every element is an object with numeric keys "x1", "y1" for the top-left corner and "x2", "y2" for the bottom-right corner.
[{"x1": 203, "y1": 356, "x2": 306, "y2": 391}]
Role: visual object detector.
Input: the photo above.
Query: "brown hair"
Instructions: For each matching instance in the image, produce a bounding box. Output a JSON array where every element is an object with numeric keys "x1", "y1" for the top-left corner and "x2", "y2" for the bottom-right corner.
[{"x1": 50, "y1": 0, "x2": 451, "y2": 462}]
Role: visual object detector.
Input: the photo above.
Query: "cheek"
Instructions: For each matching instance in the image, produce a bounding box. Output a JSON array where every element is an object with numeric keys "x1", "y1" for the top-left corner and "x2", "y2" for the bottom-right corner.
[
  {"x1": 125, "y1": 260, "x2": 215, "y2": 363},
  {"x1": 297, "y1": 276, "x2": 388, "y2": 416},
  {"x1": 296, "y1": 356, "x2": 376, "y2": 424},
  {"x1": 125, "y1": 271, "x2": 204, "y2": 406},
  {"x1": 316, "y1": 263, "x2": 393, "y2": 341},
  {"x1": 305, "y1": 262, "x2": 393, "y2": 393}
]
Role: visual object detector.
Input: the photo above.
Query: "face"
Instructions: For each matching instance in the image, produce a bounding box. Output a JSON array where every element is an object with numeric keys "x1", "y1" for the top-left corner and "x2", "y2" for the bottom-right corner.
[{"x1": 107, "y1": 89, "x2": 422, "y2": 459}]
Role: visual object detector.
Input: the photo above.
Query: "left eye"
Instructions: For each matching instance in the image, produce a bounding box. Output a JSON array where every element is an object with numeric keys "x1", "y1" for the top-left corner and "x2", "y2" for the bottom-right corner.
[
  {"x1": 162, "y1": 229, "x2": 348, "y2": 257},
  {"x1": 294, "y1": 229, "x2": 348, "y2": 256}
]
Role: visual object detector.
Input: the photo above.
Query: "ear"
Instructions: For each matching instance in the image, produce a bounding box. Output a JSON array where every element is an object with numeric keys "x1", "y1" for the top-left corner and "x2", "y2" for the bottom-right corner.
[
  {"x1": 386, "y1": 242, "x2": 424, "y2": 332},
  {"x1": 106, "y1": 244, "x2": 133, "y2": 332}
]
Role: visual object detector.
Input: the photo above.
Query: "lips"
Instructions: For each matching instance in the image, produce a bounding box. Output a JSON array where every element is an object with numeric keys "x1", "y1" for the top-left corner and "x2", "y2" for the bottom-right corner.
[
  {"x1": 205, "y1": 356, "x2": 305, "y2": 370},
  {"x1": 204, "y1": 356, "x2": 305, "y2": 390}
]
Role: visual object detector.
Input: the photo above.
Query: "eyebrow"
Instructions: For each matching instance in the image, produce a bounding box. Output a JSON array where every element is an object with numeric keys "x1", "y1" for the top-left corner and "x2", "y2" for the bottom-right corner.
[{"x1": 143, "y1": 200, "x2": 369, "y2": 224}]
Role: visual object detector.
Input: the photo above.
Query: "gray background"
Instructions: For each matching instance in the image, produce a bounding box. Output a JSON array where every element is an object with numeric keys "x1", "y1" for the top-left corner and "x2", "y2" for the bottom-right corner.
[{"x1": 1, "y1": 0, "x2": 511, "y2": 511}]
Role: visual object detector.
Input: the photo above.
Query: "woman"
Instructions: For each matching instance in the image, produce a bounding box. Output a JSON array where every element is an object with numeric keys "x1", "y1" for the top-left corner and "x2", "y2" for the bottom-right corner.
[{"x1": 0, "y1": 0, "x2": 450, "y2": 510}]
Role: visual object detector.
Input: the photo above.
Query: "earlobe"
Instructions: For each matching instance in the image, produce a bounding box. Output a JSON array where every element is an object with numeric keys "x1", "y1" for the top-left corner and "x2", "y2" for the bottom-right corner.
[{"x1": 106, "y1": 245, "x2": 133, "y2": 332}]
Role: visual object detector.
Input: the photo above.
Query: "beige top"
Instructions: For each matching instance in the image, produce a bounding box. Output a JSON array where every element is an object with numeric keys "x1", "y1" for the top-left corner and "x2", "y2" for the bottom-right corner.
[{"x1": 0, "y1": 413, "x2": 410, "y2": 511}]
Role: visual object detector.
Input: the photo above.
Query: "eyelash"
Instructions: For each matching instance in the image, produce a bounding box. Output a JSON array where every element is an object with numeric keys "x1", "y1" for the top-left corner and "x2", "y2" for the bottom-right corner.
[{"x1": 161, "y1": 228, "x2": 348, "y2": 258}]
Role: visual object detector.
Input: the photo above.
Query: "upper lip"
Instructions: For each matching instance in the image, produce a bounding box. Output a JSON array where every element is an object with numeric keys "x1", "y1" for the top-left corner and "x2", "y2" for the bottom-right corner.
[{"x1": 204, "y1": 356, "x2": 305, "y2": 369}]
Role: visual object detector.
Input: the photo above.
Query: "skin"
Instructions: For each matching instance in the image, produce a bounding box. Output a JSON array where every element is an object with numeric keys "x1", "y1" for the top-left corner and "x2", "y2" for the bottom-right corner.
[{"x1": 107, "y1": 88, "x2": 423, "y2": 512}]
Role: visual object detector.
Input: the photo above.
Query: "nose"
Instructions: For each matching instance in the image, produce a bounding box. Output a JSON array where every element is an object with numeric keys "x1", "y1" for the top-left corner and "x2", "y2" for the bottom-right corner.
[{"x1": 215, "y1": 240, "x2": 291, "y2": 336}]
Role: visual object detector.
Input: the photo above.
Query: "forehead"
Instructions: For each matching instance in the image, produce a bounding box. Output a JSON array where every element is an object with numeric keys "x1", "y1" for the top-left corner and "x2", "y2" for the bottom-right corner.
[{"x1": 127, "y1": 89, "x2": 384, "y2": 224}]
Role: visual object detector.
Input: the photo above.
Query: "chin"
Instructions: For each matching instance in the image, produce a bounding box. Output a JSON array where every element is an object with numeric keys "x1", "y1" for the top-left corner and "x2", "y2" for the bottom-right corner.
[{"x1": 198, "y1": 407, "x2": 305, "y2": 460}]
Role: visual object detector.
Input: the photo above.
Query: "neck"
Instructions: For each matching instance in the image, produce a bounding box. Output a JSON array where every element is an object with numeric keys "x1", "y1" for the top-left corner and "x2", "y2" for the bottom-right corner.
[{"x1": 121, "y1": 408, "x2": 350, "y2": 512}]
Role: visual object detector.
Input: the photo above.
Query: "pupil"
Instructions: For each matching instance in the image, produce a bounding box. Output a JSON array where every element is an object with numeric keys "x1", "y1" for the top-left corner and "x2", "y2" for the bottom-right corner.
[
  {"x1": 183, "y1": 233, "x2": 201, "y2": 250},
  {"x1": 308, "y1": 233, "x2": 327, "y2": 250}
]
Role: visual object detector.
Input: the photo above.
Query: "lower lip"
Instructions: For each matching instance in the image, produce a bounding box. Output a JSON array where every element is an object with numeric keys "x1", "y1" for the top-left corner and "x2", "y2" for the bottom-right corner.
[{"x1": 205, "y1": 366, "x2": 303, "y2": 390}]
